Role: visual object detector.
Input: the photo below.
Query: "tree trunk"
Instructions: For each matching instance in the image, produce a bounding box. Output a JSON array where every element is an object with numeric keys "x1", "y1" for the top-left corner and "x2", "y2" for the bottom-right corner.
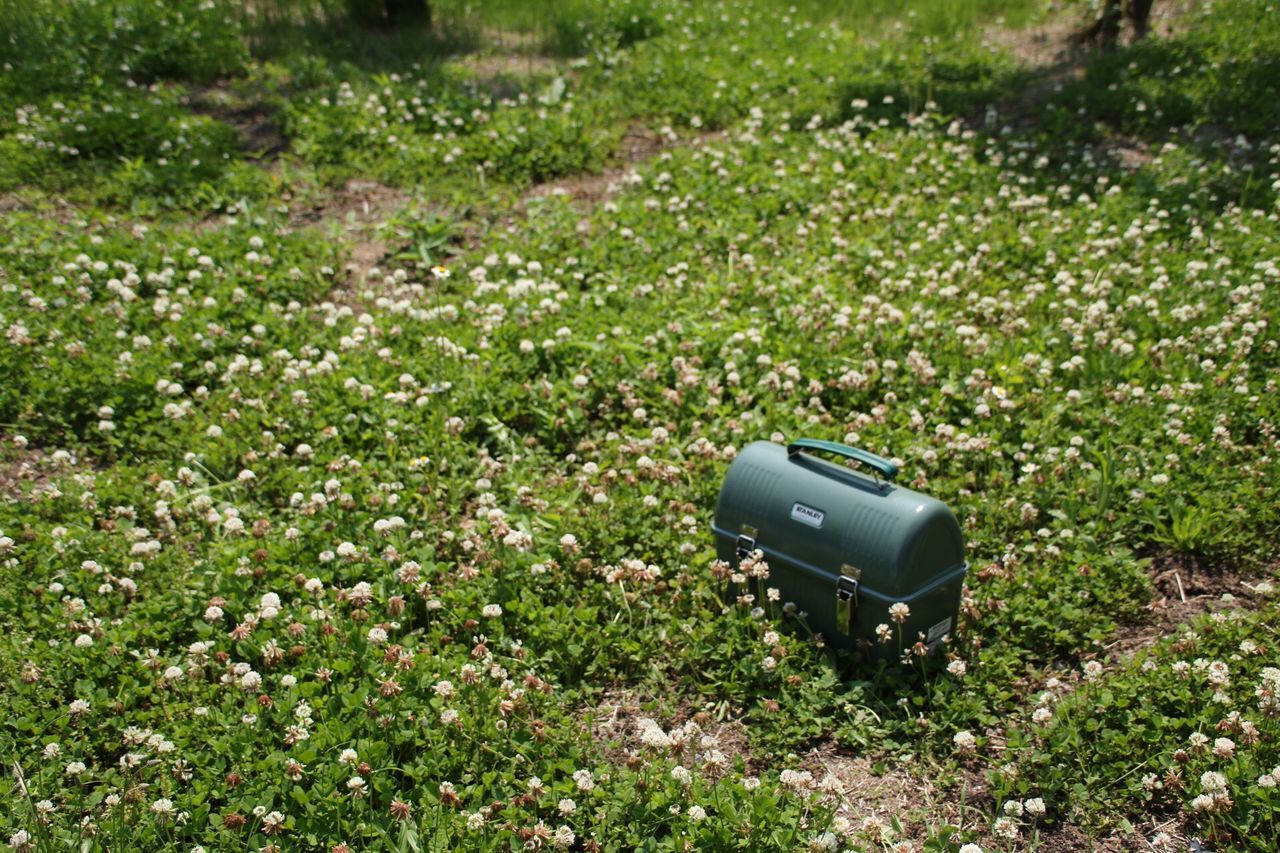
[
  {"x1": 1127, "y1": 0, "x2": 1155, "y2": 40},
  {"x1": 1077, "y1": 0, "x2": 1124, "y2": 51},
  {"x1": 385, "y1": 0, "x2": 430, "y2": 27}
]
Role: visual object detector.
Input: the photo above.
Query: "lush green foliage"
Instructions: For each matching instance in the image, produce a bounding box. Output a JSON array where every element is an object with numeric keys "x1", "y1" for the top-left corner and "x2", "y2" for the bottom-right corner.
[{"x1": 2, "y1": 0, "x2": 1279, "y2": 850}]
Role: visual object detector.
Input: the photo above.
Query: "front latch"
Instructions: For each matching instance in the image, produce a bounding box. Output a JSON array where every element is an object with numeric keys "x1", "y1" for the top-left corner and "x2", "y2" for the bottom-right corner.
[
  {"x1": 835, "y1": 564, "x2": 861, "y2": 635},
  {"x1": 736, "y1": 525, "x2": 758, "y2": 560}
]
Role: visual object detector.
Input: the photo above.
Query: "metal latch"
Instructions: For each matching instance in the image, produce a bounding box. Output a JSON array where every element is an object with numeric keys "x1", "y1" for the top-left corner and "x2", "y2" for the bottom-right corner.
[
  {"x1": 835, "y1": 564, "x2": 861, "y2": 634},
  {"x1": 736, "y1": 525, "x2": 758, "y2": 560}
]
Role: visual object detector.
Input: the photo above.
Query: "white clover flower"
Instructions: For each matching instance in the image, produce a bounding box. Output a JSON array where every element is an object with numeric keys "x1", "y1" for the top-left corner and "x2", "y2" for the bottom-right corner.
[
  {"x1": 558, "y1": 798, "x2": 576, "y2": 816},
  {"x1": 888, "y1": 602, "x2": 910, "y2": 623},
  {"x1": 1200, "y1": 771, "x2": 1228, "y2": 793},
  {"x1": 339, "y1": 748, "x2": 359, "y2": 765},
  {"x1": 953, "y1": 731, "x2": 977, "y2": 754},
  {"x1": 992, "y1": 817, "x2": 1018, "y2": 840},
  {"x1": 779, "y1": 769, "x2": 813, "y2": 791},
  {"x1": 552, "y1": 825, "x2": 575, "y2": 849},
  {"x1": 482, "y1": 604, "x2": 502, "y2": 619}
]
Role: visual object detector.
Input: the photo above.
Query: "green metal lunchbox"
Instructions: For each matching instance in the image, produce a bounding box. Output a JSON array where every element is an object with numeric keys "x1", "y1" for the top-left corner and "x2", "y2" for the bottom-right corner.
[{"x1": 713, "y1": 439, "x2": 967, "y2": 655}]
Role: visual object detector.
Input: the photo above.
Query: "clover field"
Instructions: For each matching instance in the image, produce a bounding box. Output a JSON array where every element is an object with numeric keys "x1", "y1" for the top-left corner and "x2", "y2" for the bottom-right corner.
[{"x1": 2, "y1": 0, "x2": 1280, "y2": 850}]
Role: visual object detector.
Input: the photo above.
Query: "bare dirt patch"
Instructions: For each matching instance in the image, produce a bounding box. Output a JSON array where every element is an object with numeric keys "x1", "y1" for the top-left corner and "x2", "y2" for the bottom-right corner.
[
  {"x1": 292, "y1": 179, "x2": 418, "y2": 285},
  {"x1": 186, "y1": 85, "x2": 288, "y2": 156},
  {"x1": 983, "y1": 1, "x2": 1197, "y2": 67},
  {"x1": 525, "y1": 124, "x2": 676, "y2": 208},
  {"x1": 808, "y1": 747, "x2": 980, "y2": 833},
  {"x1": 456, "y1": 53, "x2": 562, "y2": 86},
  {"x1": 448, "y1": 28, "x2": 568, "y2": 99},
  {"x1": 0, "y1": 439, "x2": 83, "y2": 501},
  {"x1": 513, "y1": 123, "x2": 726, "y2": 246},
  {"x1": 1102, "y1": 554, "x2": 1269, "y2": 661},
  {"x1": 976, "y1": 0, "x2": 1200, "y2": 144},
  {"x1": 583, "y1": 687, "x2": 753, "y2": 771}
]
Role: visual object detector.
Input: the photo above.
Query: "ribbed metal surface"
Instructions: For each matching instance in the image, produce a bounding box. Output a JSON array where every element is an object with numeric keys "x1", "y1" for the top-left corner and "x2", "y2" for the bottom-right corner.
[
  {"x1": 717, "y1": 460, "x2": 779, "y2": 525},
  {"x1": 840, "y1": 503, "x2": 902, "y2": 578}
]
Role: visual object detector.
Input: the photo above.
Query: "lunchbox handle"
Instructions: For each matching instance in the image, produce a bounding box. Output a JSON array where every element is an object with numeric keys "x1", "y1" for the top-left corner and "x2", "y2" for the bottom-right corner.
[{"x1": 786, "y1": 438, "x2": 898, "y2": 485}]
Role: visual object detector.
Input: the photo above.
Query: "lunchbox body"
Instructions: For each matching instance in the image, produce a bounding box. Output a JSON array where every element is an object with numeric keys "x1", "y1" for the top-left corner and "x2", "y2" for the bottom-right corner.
[{"x1": 712, "y1": 440, "x2": 966, "y2": 655}]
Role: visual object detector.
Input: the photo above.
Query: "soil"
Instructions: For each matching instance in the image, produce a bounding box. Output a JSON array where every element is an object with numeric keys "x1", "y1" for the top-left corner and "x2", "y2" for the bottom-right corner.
[
  {"x1": 1102, "y1": 552, "x2": 1269, "y2": 661},
  {"x1": 807, "y1": 746, "x2": 981, "y2": 835},
  {"x1": 534, "y1": 124, "x2": 730, "y2": 209},
  {"x1": 291, "y1": 178, "x2": 419, "y2": 286},
  {"x1": 0, "y1": 439, "x2": 79, "y2": 501},
  {"x1": 975, "y1": 0, "x2": 1201, "y2": 167},
  {"x1": 584, "y1": 687, "x2": 754, "y2": 772},
  {"x1": 186, "y1": 85, "x2": 288, "y2": 156}
]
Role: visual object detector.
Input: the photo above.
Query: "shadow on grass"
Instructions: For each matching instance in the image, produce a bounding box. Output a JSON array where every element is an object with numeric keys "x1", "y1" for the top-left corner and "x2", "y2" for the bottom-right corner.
[
  {"x1": 836, "y1": 10, "x2": 1277, "y2": 213},
  {"x1": 249, "y1": 16, "x2": 483, "y2": 77}
]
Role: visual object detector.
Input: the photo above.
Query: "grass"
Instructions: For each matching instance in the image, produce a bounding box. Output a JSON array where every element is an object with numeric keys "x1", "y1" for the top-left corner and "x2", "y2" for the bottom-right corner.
[{"x1": 1, "y1": 0, "x2": 1279, "y2": 850}]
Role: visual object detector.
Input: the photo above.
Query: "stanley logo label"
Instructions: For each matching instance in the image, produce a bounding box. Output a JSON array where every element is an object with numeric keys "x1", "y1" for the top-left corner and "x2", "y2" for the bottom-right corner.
[{"x1": 790, "y1": 502, "x2": 825, "y2": 528}]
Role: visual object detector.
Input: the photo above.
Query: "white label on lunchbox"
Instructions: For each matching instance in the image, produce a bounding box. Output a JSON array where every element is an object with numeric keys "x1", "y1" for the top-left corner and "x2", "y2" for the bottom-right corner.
[
  {"x1": 789, "y1": 502, "x2": 825, "y2": 528},
  {"x1": 927, "y1": 617, "x2": 952, "y2": 645}
]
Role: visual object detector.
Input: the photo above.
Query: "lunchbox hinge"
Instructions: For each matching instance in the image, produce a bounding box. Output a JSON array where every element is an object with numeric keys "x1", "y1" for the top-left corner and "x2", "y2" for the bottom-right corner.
[{"x1": 835, "y1": 564, "x2": 861, "y2": 635}]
